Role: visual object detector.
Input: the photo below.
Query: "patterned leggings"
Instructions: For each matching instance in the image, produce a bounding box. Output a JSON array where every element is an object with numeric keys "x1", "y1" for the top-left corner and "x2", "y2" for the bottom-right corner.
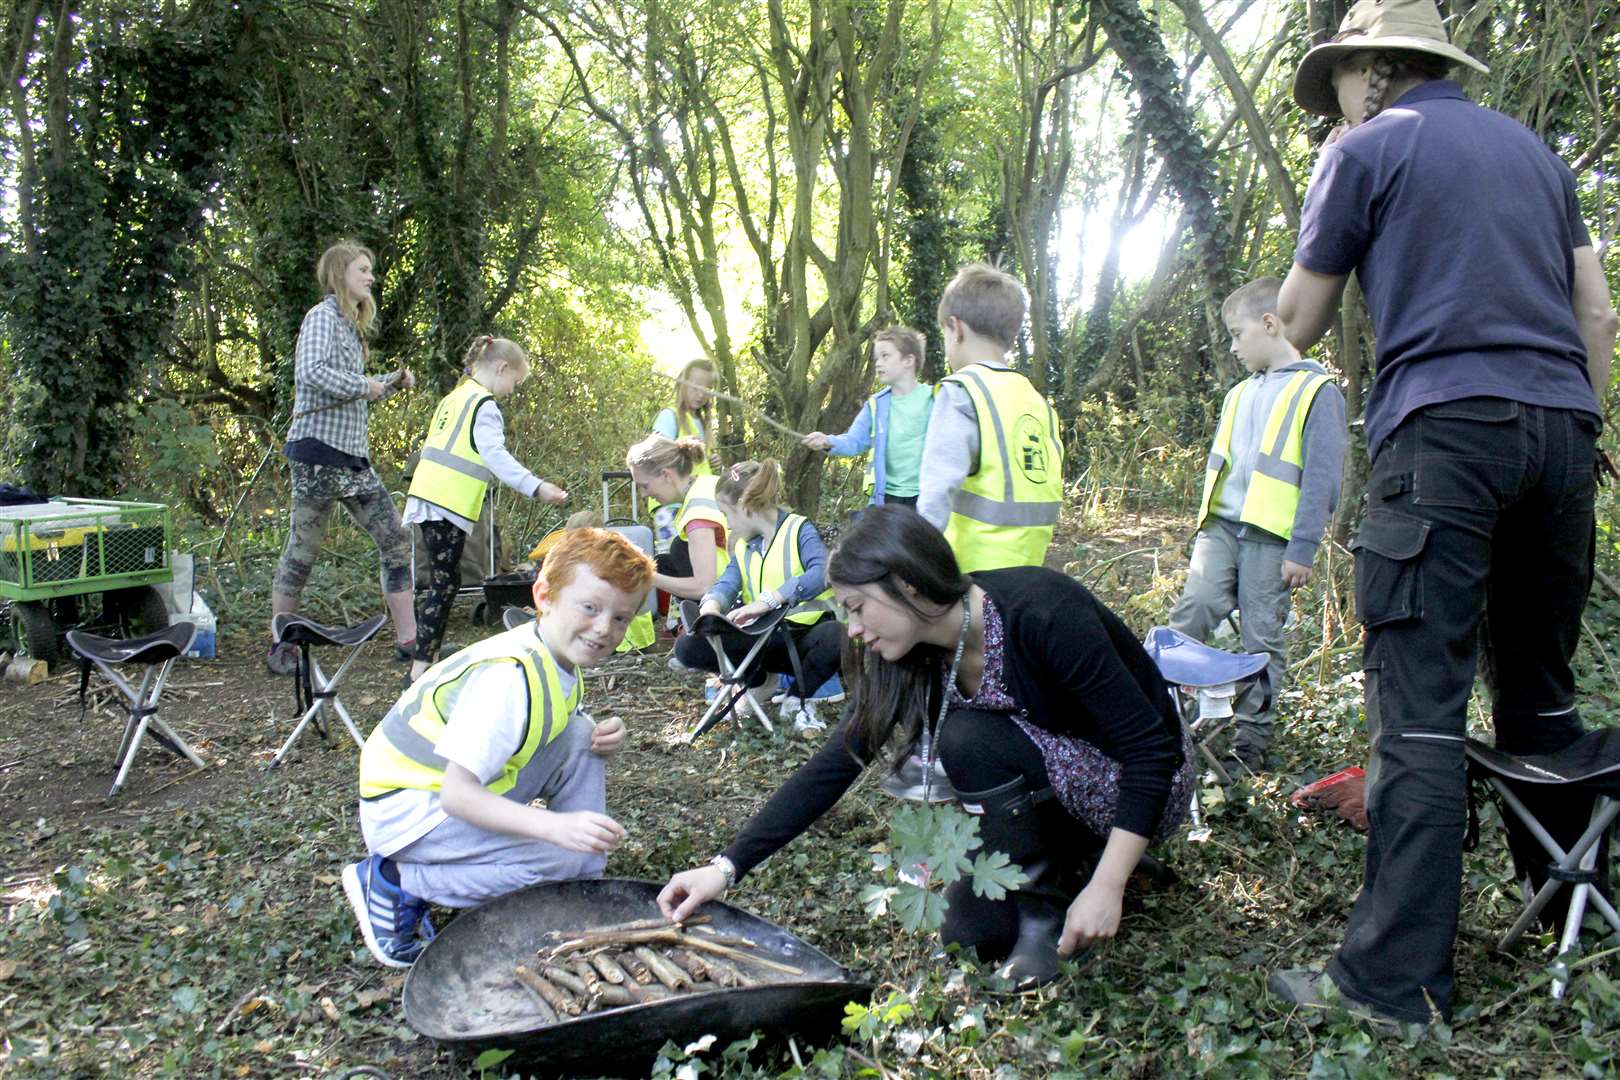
[
  {"x1": 272, "y1": 462, "x2": 412, "y2": 598},
  {"x1": 413, "y1": 519, "x2": 469, "y2": 663}
]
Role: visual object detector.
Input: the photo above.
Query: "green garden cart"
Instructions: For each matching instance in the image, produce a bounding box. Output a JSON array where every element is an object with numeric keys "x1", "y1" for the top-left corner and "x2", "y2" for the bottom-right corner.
[{"x1": 0, "y1": 498, "x2": 174, "y2": 666}]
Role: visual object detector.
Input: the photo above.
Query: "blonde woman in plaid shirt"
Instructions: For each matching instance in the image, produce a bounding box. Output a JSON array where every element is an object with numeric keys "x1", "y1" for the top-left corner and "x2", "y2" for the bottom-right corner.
[{"x1": 267, "y1": 242, "x2": 419, "y2": 675}]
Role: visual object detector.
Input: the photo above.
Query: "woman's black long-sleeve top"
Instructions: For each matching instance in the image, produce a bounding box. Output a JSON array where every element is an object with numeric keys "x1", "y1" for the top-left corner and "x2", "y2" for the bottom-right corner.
[{"x1": 721, "y1": 566, "x2": 1183, "y2": 877}]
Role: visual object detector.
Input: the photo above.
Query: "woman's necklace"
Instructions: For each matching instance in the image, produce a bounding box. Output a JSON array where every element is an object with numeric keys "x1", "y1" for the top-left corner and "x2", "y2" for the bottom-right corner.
[{"x1": 922, "y1": 595, "x2": 972, "y2": 804}]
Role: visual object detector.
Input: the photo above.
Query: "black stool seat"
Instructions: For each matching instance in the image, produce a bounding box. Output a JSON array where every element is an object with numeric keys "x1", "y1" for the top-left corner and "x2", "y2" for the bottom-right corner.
[
  {"x1": 690, "y1": 606, "x2": 790, "y2": 642},
  {"x1": 1144, "y1": 626, "x2": 1268, "y2": 687},
  {"x1": 1466, "y1": 730, "x2": 1620, "y2": 793},
  {"x1": 67, "y1": 623, "x2": 195, "y2": 666},
  {"x1": 273, "y1": 612, "x2": 388, "y2": 649}
]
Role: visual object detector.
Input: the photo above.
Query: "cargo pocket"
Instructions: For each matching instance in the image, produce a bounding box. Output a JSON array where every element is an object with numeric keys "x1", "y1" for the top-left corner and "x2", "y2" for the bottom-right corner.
[{"x1": 1350, "y1": 509, "x2": 1429, "y2": 627}]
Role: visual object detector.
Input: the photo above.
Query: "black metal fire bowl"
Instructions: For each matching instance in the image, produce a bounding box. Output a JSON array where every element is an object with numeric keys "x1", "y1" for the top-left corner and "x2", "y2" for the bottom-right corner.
[{"x1": 402, "y1": 877, "x2": 873, "y2": 1076}]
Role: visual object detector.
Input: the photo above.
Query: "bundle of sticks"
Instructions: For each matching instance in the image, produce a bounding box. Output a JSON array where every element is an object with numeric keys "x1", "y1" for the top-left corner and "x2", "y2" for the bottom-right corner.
[{"x1": 511, "y1": 916, "x2": 804, "y2": 1021}]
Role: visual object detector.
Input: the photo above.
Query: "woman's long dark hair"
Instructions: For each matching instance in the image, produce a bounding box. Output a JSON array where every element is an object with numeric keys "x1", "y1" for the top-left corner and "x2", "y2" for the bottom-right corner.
[{"x1": 826, "y1": 506, "x2": 969, "y2": 769}]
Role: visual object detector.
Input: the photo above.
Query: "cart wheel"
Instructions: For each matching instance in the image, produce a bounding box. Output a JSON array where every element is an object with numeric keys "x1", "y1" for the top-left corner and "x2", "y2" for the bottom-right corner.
[
  {"x1": 106, "y1": 586, "x2": 172, "y2": 638},
  {"x1": 471, "y1": 602, "x2": 489, "y2": 627},
  {"x1": 16, "y1": 601, "x2": 62, "y2": 666}
]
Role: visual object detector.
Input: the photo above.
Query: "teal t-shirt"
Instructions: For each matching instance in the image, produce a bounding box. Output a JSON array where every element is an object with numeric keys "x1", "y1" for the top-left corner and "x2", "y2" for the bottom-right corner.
[{"x1": 882, "y1": 384, "x2": 932, "y2": 497}]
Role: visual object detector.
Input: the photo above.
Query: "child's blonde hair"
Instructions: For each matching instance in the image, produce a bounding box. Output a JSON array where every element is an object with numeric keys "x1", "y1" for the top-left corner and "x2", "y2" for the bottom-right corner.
[
  {"x1": 626, "y1": 434, "x2": 707, "y2": 479},
  {"x1": 462, "y1": 334, "x2": 529, "y2": 379},
  {"x1": 675, "y1": 359, "x2": 717, "y2": 447},
  {"x1": 316, "y1": 241, "x2": 378, "y2": 335},
  {"x1": 715, "y1": 459, "x2": 783, "y2": 517},
  {"x1": 938, "y1": 263, "x2": 1027, "y2": 348},
  {"x1": 1222, "y1": 277, "x2": 1283, "y2": 323}
]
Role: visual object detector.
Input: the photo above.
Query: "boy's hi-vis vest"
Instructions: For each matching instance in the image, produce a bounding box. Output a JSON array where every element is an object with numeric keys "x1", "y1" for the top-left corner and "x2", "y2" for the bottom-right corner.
[
  {"x1": 359, "y1": 624, "x2": 580, "y2": 801},
  {"x1": 861, "y1": 384, "x2": 934, "y2": 496},
  {"x1": 1197, "y1": 370, "x2": 1332, "y2": 541},
  {"x1": 409, "y1": 379, "x2": 496, "y2": 520},
  {"x1": 673, "y1": 474, "x2": 729, "y2": 579},
  {"x1": 942, "y1": 366, "x2": 1065, "y2": 574},
  {"x1": 732, "y1": 512, "x2": 834, "y2": 626}
]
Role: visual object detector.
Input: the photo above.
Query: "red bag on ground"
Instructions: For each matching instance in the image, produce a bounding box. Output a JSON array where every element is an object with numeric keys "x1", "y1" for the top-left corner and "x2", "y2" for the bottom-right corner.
[{"x1": 1290, "y1": 767, "x2": 1368, "y2": 832}]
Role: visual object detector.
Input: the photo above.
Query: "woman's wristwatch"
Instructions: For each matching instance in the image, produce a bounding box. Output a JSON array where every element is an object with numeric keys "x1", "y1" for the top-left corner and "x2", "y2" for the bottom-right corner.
[
  {"x1": 709, "y1": 854, "x2": 737, "y2": 889},
  {"x1": 762, "y1": 591, "x2": 785, "y2": 611}
]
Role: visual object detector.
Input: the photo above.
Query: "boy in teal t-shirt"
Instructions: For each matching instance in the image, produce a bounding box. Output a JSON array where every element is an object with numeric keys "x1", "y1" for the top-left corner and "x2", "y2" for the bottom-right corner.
[{"x1": 803, "y1": 326, "x2": 933, "y2": 507}]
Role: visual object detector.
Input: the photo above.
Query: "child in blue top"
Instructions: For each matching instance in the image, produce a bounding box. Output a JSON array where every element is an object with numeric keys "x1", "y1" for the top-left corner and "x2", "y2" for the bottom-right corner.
[{"x1": 802, "y1": 327, "x2": 933, "y2": 507}]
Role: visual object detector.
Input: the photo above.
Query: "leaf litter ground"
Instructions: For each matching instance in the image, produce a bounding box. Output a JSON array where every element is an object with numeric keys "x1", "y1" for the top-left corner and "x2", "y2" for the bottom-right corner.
[{"x1": 0, "y1": 514, "x2": 1616, "y2": 1078}]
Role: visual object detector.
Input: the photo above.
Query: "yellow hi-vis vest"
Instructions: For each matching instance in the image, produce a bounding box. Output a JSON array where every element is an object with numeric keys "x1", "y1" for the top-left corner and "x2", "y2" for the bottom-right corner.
[
  {"x1": 942, "y1": 366, "x2": 1065, "y2": 574},
  {"x1": 1196, "y1": 370, "x2": 1332, "y2": 541},
  {"x1": 408, "y1": 379, "x2": 495, "y2": 521},
  {"x1": 358, "y1": 623, "x2": 580, "y2": 800},
  {"x1": 673, "y1": 474, "x2": 729, "y2": 580},
  {"x1": 616, "y1": 611, "x2": 656, "y2": 653},
  {"x1": 677, "y1": 412, "x2": 715, "y2": 478},
  {"x1": 733, "y1": 512, "x2": 834, "y2": 626}
]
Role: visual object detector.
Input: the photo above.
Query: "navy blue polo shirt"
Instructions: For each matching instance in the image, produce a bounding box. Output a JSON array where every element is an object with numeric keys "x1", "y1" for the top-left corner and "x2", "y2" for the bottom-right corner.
[{"x1": 1295, "y1": 81, "x2": 1598, "y2": 457}]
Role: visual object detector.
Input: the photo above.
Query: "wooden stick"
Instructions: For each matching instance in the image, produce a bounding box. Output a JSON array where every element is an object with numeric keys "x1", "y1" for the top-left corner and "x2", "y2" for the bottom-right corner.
[
  {"x1": 696, "y1": 953, "x2": 757, "y2": 988},
  {"x1": 514, "y1": 966, "x2": 571, "y2": 1017},
  {"x1": 678, "y1": 936, "x2": 804, "y2": 976},
  {"x1": 540, "y1": 965, "x2": 589, "y2": 997},
  {"x1": 586, "y1": 984, "x2": 633, "y2": 1010},
  {"x1": 634, "y1": 946, "x2": 692, "y2": 991},
  {"x1": 617, "y1": 951, "x2": 654, "y2": 985},
  {"x1": 656, "y1": 371, "x2": 812, "y2": 442},
  {"x1": 512, "y1": 966, "x2": 562, "y2": 1022},
  {"x1": 665, "y1": 948, "x2": 710, "y2": 983},
  {"x1": 589, "y1": 953, "x2": 629, "y2": 985}
]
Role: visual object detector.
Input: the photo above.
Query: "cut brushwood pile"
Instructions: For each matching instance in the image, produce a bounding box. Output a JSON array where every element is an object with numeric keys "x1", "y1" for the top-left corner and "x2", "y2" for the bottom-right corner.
[{"x1": 511, "y1": 916, "x2": 805, "y2": 1019}]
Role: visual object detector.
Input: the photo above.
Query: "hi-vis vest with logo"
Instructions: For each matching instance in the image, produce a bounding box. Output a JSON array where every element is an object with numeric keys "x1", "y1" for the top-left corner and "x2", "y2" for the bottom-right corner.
[
  {"x1": 1197, "y1": 370, "x2": 1332, "y2": 540},
  {"x1": 732, "y1": 512, "x2": 834, "y2": 626},
  {"x1": 862, "y1": 385, "x2": 934, "y2": 494},
  {"x1": 359, "y1": 624, "x2": 580, "y2": 800},
  {"x1": 942, "y1": 367, "x2": 1065, "y2": 574},
  {"x1": 674, "y1": 474, "x2": 730, "y2": 580},
  {"x1": 409, "y1": 379, "x2": 495, "y2": 520}
]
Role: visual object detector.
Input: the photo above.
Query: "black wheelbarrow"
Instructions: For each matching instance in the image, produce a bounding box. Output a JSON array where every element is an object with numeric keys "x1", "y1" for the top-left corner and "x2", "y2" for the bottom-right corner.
[{"x1": 402, "y1": 878, "x2": 872, "y2": 1076}]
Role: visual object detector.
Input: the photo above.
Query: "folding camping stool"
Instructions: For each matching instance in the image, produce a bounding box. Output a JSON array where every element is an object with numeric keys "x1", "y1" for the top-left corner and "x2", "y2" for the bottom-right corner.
[
  {"x1": 1466, "y1": 730, "x2": 1620, "y2": 999},
  {"x1": 267, "y1": 612, "x2": 389, "y2": 768},
  {"x1": 681, "y1": 599, "x2": 788, "y2": 741},
  {"x1": 67, "y1": 623, "x2": 205, "y2": 797},
  {"x1": 1142, "y1": 626, "x2": 1270, "y2": 838}
]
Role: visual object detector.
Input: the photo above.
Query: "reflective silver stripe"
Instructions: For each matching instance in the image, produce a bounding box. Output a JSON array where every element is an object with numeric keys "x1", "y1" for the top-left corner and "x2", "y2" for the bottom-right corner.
[
  {"x1": 1207, "y1": 452, "x2": 1226, "y2": 472},
  {"x1": 1254, "y1": 456, "x2": 1303, "y2": 485},
  {"x1": 684, "y1": 497, "x2": 721, "y2": 513},
  {"x1": 952, "y1": 369, "x2": 1014, "y2": 502},
  {"x1": 950, "y1": 488, "x2": 1061, "y2": 527},
  {"x1": 779, "y1": 515, "x2": 800, "y2": 585},
  {"x1": 1252, "y1": 374, "x2": 1326, "y2": 490},
  {"x1": 442, "y1": 388, "x2": 487, "y2": 455},
  {"x1": 420, "y1": 445, "x2": 494, "y2": 482},
  {"x1": 506, "y1": 686, "x2": 558, "y2": 798}
]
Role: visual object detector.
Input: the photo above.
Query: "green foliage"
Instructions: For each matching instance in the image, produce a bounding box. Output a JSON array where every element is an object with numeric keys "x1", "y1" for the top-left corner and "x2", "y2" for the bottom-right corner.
[{"x1": 860, "y1": 802, "x2": 1028, "y2": 934}]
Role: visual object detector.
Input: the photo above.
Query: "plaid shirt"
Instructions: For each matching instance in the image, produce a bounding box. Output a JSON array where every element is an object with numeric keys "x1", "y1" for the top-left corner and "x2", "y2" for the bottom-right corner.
[{"x1": 286, "y1": 297, "x2": 399, "y2": 459}]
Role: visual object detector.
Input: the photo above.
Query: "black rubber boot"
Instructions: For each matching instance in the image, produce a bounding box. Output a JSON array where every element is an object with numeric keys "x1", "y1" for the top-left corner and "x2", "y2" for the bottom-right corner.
[{"x1": 959, "y1": 775, "x2": 1071, "y2": 992}]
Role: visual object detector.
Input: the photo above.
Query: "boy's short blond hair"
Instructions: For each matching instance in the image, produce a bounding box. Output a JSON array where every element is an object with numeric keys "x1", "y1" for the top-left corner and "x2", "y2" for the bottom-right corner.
[
  {"x1": 1222, "y1": 277, "x2": 1283, "y2": 323},
  {"x1": 937, "y1": 263, "x2": 1028, "y2": 348},
  {"x1": 871, "y1": 326, "x2": 926, "y2": 372}
]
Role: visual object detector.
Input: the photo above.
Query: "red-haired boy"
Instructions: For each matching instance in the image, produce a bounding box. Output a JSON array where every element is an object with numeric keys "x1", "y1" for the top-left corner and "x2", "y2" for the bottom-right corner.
[{"x1": 342, "y1": 528, "x2": 654, "y2": 967}]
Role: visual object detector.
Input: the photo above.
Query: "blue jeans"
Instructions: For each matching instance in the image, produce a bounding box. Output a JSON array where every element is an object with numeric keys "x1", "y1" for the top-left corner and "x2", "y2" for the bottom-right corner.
[{"x1": 1328, "y1": 398, "x2": 1598, "y2": 1022}]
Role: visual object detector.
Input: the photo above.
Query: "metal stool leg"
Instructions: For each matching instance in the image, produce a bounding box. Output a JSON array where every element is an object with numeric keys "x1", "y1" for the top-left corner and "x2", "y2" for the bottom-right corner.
[
  {"x1": 269, "y1": 641, "x2": 374, "y2": 766},
  {"x1": 103, "y1": 657, "x2": 202, "y2": 796}
]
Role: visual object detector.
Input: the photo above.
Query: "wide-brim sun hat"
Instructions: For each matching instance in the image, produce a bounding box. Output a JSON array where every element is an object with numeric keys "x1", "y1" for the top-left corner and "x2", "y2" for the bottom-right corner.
[{"x1": 1294, "y1": 0, "x2": 1489, "y2": 117}]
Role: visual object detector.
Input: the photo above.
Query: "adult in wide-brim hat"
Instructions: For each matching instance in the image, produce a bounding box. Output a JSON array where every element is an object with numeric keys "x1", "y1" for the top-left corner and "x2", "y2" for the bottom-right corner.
[{"x1": 1292, "y1": 0, "x2": 1489, "y2": 116}]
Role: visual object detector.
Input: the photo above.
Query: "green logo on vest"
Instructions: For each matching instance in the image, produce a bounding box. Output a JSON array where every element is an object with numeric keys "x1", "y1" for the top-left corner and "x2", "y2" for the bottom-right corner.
[{"x1": 1014, "y1": 414, "x2": 1050, "y2": 483}]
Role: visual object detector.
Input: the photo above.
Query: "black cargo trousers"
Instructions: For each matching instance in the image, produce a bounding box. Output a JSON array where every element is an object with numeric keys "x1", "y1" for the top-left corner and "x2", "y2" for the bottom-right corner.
[{"x1": 1327, "y1": 397, "x2": 1599, "y2": 1023}]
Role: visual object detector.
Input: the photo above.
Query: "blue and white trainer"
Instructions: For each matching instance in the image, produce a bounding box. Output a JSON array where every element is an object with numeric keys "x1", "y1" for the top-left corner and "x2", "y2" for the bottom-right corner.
[{"x1": 341, "y1": 855, "x2": 432, "y2": 968}]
